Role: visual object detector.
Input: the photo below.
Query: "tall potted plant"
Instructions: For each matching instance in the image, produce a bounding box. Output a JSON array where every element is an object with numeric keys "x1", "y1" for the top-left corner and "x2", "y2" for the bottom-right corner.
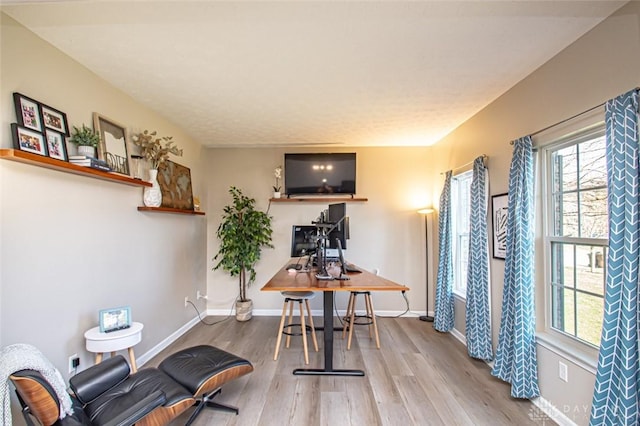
[{"x1": 213, "y1": 186, "x2": 273, "y2": 321}]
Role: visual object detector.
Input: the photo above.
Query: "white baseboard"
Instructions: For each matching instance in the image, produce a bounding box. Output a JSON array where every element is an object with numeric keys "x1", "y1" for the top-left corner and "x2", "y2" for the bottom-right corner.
[
  {"x1": 136, "y1": 315, "x2": 200, "y2": 367},
  {"x1": 531, "y1": 397, "x2": 577, "y2": 426},
  {"x1": 205, "y1": 309, "x2": 420, "y2": 318}
]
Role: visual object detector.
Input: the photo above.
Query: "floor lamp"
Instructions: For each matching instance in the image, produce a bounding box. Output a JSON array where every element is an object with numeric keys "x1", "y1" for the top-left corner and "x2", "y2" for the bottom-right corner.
[{"x1": 418, "y1": 207, "x2": 434, "y2": 322}]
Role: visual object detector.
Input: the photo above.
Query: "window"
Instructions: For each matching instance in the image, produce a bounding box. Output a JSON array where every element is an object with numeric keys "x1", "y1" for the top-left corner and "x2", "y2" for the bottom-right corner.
[
  {"x1": 451, "y1": 170, "x2": 473, "y2": 298},
  {"x1": 543, "y1": 128, "x2": 607, "y2": 347}
]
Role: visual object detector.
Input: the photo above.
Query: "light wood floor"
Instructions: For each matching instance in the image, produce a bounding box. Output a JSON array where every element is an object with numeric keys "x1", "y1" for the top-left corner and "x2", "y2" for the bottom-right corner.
[{"x1": 146, "y1": 315, "x2": 550, "y2": 425}]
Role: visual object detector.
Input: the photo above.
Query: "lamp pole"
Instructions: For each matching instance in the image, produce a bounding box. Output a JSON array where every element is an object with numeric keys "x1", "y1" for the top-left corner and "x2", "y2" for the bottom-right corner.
[{"x1": 418, "y1": 208, "x2": 434, "y2": 322}]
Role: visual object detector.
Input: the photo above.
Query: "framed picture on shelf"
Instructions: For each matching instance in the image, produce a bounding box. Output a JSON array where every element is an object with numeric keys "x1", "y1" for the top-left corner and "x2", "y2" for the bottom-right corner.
[
  {"x1": 11, "y1": 123, "x2": 47, "y2": 156},
  {"x1": 41, "y1": 104, "x2": 70, "y2": 136},
  {"x1": 158, "y1": 160, "x2": 194, "y2": 210},
  {"x1": 93, "y1": 112, "x2": 131, "y2": 176},
  {"x1": 45, "y1": 129, "x2": 68, "y2": 161},
  {"x1": 491, "y1": 193, "x2": 509, "y2": 260},
  {"x1": 13, "y1": 92, "x2": 43, "y2": 132},
  {"x1": 99, "y1": 306, "x2": 132, "y2": 333}
]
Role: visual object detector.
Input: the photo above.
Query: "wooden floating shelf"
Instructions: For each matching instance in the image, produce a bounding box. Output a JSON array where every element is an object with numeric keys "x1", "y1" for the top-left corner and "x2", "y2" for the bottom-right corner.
[
  {"x1": 270, "y1": 197, "x2": 368, "y2": 203},
  {"x1": 0, "y1": 149, "x2": 151, "y2": 187},
  {"x1": 137, "y1": 206, "x2": 205, "y2": 215}
]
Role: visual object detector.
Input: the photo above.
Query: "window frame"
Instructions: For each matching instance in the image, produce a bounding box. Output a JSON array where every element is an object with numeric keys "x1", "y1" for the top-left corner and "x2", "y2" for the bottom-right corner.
[
  {"x1": 451, "y1": 170, "x2": 473, "y2": 299},
  {"x1": 540, "y1": 124, "x2": 607, "y2": 352}
]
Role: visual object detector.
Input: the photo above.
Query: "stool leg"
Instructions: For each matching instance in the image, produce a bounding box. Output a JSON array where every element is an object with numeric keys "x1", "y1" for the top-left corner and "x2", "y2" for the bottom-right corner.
[
  {"x1": 343, "y1": 292, "x2": 355, "y2": 339},
  {"x1": 286, "y1": 300, "x2": 295, "y2": 348},
  {"x1": 347, "y1": 293, "x2": 357, "y2": 350},
  {"x1": 299, "y1": 301, "x2": 309, "y2": 365},
  {"x1": 305, "y1": 299, "x2": 319, "y2": 352},
  {"x1": 365, "y1": 292, "x2": 374, "y2": 339},
  {"x1": 274, "y1": 299, "x2": 288, "y2": 361},
  {"x1": 366, "y1": 293, "x2": 381, "y2": 349}
]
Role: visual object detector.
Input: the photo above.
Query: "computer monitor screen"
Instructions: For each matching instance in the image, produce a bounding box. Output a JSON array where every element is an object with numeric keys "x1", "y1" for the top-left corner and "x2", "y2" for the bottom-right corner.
[
  {"x1": 327, "y1": 202, "x2": 348, "y2": 249},
  {"x1": 290, "y1": 225, "x2": 318, "y2": 257}
]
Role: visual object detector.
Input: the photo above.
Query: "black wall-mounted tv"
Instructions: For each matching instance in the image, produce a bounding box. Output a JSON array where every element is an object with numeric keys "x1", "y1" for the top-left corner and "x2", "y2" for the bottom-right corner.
[{"x1": 284, "y1": 153, "x2": 356, "y2": 196}]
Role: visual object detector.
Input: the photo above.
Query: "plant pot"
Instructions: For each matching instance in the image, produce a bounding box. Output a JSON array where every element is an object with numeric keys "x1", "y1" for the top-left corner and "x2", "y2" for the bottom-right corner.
[
  {"x1": 77, "y1": 145, "x2": 96, "y2": 158},
  {"x1": 143, "y1": 169, "x2": 162, "y2": 207},
  {"x1": 273, "y1": 191, "x2": 281, "y2": 199},
  {"x1": 235, "y1": 299, "x2": 253, "y2": 321}
]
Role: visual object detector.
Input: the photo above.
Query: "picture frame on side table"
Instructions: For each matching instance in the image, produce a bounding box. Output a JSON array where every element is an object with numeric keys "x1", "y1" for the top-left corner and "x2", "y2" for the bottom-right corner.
[
  {"x1": 158, "y1": 160, "x2": 195, "y2": 210},
  {"x1": 99, "y1": 306, "x2": 132, "y2": 333},
  {"x1": 44, "y1": 129, "x2": 68, "y2": 161},
  {"x1": 11, "y1": 123, "x2": 47, "y2": 156},
  {"x1": 41, "y1": 104, "x2": 70, "y2": 136},
  {"x1": 13, "y1": 92, "x2": 43, "y2": 132},
  {"x1": 93, "y1": 112, "x2": 131, "y2": 176},
  {"x1": 491, "y1": 193, "x2": 509, "y2": 260}
]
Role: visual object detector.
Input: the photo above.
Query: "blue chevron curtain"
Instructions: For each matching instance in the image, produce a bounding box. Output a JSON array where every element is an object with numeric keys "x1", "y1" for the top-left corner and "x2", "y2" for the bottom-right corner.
[
  {"x1": 590, "y1": 88, "x2": 640, "y2": 426},
  {"x1": 491, "y1": 136, "x2": 540, "y2": 398},
  {"x1": 434, "y1": 170, "x2": 454, "y2": 331},
  {"x1": 465, "y1": 156, "x2": 493, "y2": 360}
]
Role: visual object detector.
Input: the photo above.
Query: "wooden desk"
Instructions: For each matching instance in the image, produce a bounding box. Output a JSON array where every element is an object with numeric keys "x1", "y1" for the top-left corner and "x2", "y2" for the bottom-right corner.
[{"x1": 261, "y1": 262, "x2": 409, "y2": 376}]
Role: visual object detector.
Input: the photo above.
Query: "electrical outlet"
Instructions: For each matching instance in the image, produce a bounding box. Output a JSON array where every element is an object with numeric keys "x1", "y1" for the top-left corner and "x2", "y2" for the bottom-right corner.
[
  {"x1": 558, "y1": 361, "x2": 568, "y2": 382},
  {"x1": 184, "y1": 296, "x2": 189, "y2": 308},
  {"x1": 68, "y1": 354, "x2": 79, "y2": 374}
]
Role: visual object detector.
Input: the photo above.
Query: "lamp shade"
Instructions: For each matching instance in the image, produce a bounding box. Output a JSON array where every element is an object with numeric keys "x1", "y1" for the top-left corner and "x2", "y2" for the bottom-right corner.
[{"x1": 417, "y1": 207, "x2": 434, "y2": 215}]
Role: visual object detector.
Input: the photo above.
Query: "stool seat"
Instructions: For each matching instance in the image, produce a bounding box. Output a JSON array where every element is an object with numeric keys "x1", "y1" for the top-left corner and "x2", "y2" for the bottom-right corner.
[{"x1": 281, "y1": 291, "x2": 315, "y2": 299}]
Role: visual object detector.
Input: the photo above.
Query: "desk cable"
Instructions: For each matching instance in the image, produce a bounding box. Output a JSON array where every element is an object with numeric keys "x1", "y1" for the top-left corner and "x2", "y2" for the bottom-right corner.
[{"x1": 186, "y1": 297, "x2": 236, "y2": 326}]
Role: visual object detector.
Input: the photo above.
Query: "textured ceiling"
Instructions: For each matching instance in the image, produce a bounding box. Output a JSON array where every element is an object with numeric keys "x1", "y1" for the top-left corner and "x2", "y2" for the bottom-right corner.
[{"x1": 1, "y1": 1, "x2": 626, "y2": 147}]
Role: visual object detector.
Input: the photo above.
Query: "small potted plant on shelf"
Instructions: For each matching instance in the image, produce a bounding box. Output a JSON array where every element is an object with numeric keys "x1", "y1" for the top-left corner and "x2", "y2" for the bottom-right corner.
[
  {"x1": 69, "y1": 124, "x2": 100, "y2": 158},
  {"x1": 131, "y1": 130, "x2": 183, "y2": 207},
  {"x1": 273, "y1": 165, "x2": 282, "y2": 198},
  {"x1": 213, "y1": 186, "x2": 273, "y2": 321}
]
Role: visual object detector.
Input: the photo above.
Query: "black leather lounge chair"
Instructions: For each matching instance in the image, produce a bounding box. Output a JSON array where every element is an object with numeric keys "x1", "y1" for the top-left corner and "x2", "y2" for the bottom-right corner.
[{"x1": 10, "y1": 345, "x2": 253, "y2": 426}]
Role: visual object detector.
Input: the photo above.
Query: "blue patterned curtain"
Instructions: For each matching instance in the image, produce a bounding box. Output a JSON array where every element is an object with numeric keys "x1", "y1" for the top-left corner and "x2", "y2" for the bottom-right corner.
[
  {"x1": 590, "y1": 88, "x2": 640, "y2": 426},
  {"x1": 465, "y1": 157, "x2": 493, "y2": 360},
  {"x1": 434, "y1": 171, "x2": 454, "y2": 332},
  {"x1": 491, "y1": 136, "x2": 539, "y2": 398}
]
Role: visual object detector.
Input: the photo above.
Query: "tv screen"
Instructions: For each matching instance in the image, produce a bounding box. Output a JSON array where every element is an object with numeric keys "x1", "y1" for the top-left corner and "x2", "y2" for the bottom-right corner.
[{"x1": 284, "y1": 153, "x2": 356, "y2": 196}]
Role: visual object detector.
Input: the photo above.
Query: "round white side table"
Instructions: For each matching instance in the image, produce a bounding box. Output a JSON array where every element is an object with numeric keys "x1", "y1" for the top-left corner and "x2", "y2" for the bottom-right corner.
[{"x1": 84, "y1": 322, "x2": 144, "y2": 372}]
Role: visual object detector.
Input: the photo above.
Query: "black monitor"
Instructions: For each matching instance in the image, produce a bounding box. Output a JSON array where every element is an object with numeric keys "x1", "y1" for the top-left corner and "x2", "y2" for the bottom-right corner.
[
  {"x1": 327, "y1": 202, "x2": 348, "y2": 249},
  {"x1": 290, "y1": 225, "x2": 318, "y2": 257}
]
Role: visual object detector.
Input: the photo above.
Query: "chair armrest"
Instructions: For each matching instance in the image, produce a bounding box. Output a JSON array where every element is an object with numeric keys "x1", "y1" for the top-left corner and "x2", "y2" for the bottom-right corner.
[
  {"x1": 101, "y1": 390, "x2": 166, "y2": 426},
  {"x1": 69, "y1": 356, "x2": 130, "y2": 404}
]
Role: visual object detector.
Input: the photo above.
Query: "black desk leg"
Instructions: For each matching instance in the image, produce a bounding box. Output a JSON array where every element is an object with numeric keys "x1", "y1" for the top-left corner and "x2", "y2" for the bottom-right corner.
[{"x1": 293, "y1": 291, "x2": 365, "y2": 377}]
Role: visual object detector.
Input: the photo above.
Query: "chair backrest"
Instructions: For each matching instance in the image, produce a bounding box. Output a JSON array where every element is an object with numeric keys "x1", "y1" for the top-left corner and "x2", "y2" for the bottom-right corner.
[{"x1": 10, "y1": 370, "x2": 61, "y2": 426}]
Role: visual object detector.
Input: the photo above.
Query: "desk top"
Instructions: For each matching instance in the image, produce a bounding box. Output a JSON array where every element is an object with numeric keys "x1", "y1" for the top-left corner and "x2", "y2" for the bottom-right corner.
[{"x1": 261, "y1": 261, "x2": 409, "y2": 292}]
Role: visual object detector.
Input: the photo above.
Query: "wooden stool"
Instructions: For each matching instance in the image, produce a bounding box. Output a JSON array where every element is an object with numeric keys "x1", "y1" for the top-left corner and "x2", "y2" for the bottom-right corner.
[
  {"x1": 342, "y1": 291, "x2": 380, "y2": 350},
  {"x1": 274, "y1": 291, "x2": 319, "y2": 364}
]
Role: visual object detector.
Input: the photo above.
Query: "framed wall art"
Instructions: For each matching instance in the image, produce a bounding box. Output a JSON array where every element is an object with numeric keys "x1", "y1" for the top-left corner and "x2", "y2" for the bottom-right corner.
[
  {"x1": 491, "y1": 193, "x2": 509, "y2": 260},
  {"x1": 41, "y1": 104, "x2": 70, "y2": 136},
  {"x1": 158, "y1": 160, "x2": 194, "y2": 210},
  {"x1": 11, "y1": 123, "x2": 47, "y2": 156},
  {"x1": 45, "y1": 129, "x2": 68, "y2": 161},
  {"x1": 93, "y1": 112, "x2": 131, "y2": 176},
  {"x1": 13, "y1": 92, "x2": 43, "y2": 132}
]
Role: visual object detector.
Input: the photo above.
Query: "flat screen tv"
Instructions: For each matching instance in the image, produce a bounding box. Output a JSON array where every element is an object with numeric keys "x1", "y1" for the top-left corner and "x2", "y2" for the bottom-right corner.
[{"x1": 284, "y1": 153, "x2": 356, "y2": 196}]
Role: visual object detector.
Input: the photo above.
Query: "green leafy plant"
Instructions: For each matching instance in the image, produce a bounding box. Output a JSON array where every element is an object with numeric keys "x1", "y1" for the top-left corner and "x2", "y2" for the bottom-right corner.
[
  {"x1": 213, "y1": 186, "x2": 273, "y2": 302},
  {"x1": 69, "y1": 124, "x2": 100, "y2": 147},
  {"x1": 132, "y1": 130, "x2": 182, "y2": 169}
]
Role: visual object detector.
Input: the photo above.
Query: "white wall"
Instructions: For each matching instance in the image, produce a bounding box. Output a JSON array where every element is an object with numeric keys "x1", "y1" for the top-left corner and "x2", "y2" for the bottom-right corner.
[
  {"x1": 431, "y1": 3, "x2": 640, "y2": 424},
  {"x1": 0, "y1": 10, "x2": 207, "y2": 397}
]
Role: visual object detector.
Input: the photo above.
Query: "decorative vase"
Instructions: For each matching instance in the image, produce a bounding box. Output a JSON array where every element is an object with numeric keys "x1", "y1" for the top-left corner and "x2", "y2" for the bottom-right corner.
[
  {"x1": 143, "y1": 169, "x2": 162, "y2": 207},
  {"x1": 235, "y1": 300, "x2": 253, "y2": 321},
  {"x1": 273, "y1": 191, "x2": 281, "y2": 199},
  {"x1": 77, "y1": 145, "x2": 96, "y2": 158}
]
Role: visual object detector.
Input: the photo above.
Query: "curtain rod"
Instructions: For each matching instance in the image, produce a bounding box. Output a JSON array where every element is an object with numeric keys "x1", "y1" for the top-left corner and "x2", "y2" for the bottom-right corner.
[
  {"x1": 440, "y1": 154, "x2": 487, "y2": 175},
  {"x1": 508, "y1": 87, "x2": 640, "y2": 145}
]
